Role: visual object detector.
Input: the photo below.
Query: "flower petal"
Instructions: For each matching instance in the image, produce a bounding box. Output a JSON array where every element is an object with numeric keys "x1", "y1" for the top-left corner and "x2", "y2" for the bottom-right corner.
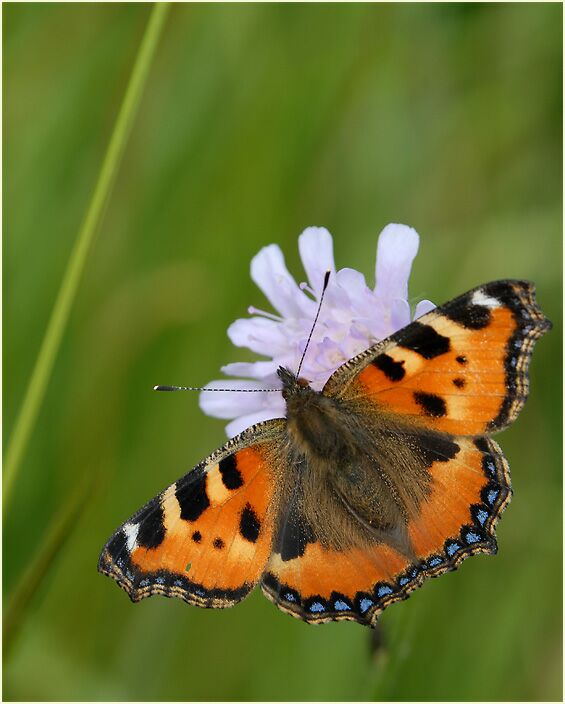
[
  {"x1": 413, "y1": 299, "x2": 436, "y2": 319},
  {"x1": 374, "y1": 224, "x2": 420, "y2": 301},
  {"x1": 388, "y1": 299, "x2": 412, "y2": 334},
  {"x1": 227, "y1": 317, "x2": 289, "y2": 356},
  {"x1": 335, "y1": 267, "x2": 368, "y2": 299},
  {"x1": 221, "y1": 361, "x2": 280, "y2": 379},
  {"x1": 298, "y1": 227, "x2": 336, "y2": 295},
  {"x1": 251, "y1": 244, "x2": 312, "y2": 318},
  {"x1": 225, "y1": 404, "x2": 286, "y2": 438},
  {"x1": 334, "y1": 268, "x2": 375, "y2": 320},
  {"x1": 198, "y1": 380, "x2": 277, "y2": 419}
]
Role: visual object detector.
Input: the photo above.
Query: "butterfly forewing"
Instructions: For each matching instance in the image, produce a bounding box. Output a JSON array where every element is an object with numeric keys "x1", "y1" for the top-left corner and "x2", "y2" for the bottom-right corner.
[
  {"x1": 324, "y1": 280, "x2": 551, "y2": 435},
  {"x1": 98, "y1": 420, "x2": 285, "y2": 607}
]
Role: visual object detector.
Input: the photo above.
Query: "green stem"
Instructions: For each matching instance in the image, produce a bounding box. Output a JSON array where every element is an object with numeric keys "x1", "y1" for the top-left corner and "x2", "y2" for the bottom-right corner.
[
  {"x1": 3, "y1": 477, "x2": 92, "y2": 657},
  {"x1": 3, "y1": 3, "x2": 170, "y2": 512}
]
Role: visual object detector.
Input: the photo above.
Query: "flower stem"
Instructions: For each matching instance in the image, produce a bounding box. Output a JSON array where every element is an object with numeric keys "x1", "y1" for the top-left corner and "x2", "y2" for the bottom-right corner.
[{"x1": 3, "y1": 3, "x2": 170, "y2": 513}]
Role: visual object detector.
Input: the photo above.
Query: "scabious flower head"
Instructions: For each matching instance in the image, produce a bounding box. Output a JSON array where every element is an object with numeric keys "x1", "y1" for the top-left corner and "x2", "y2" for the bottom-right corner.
[{"x1": 200, "y1": 224, "x2": 435, "y2": 437}]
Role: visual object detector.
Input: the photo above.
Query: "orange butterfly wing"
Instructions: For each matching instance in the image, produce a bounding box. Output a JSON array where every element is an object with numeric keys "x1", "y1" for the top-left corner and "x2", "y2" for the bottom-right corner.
[
  {"x1": 325, "y1": 280, "x2": 551, "y2": 435},
  {"x1": 98, "y1": 421, "x2": 284, "y2": 607}
]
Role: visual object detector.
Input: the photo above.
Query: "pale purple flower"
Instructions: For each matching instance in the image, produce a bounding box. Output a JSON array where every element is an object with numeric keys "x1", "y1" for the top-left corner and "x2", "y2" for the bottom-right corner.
[{"x1": 200, "y1": 224, "x2": 435, "y2": 437}]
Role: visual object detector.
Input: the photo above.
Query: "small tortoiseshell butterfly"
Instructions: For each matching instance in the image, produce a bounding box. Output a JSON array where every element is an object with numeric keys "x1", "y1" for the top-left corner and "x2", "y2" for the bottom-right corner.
[{"x1": 99, "y1": 279, "x2": 550, "y2": 626}]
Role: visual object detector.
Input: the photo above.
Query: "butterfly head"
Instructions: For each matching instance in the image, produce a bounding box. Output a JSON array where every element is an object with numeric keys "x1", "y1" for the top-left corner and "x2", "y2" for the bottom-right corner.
[
  {"x1": 277, "y1": 366, "x2": 312, "y2": 401},
  {"x1": 277, "y1": 364, "x2": 350, "y2": 459}
]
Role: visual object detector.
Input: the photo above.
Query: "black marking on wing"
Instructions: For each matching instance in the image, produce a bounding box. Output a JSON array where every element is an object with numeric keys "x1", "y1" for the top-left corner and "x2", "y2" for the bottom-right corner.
[
  {"x1": 106, "y1": 530, "x2": 128, "y2": 561},
  {"x1": 99, "y1": 559, "x2": 253, "y2": 607},
  {"x1": 219, "y1": 455, "x2": 244, "y2": 490},
  {"x1": 483, "y1": 281, "x2": 551, "y2": 432},
  {"x1": 414, "y1": 431, "x2": 460, "y2": 466},
  {"x1": 413, "y1": 391, "x2": 447, "y2": 417},
  {"x1": 394, "y1": 322, "x2": 450, "y2": 359},
  {"x1": 445, "y1": 297, "x2": 492, "y2": 329},
  {"x1": 387, "y1": 426, "x2": 459, "y2": 472},
  {"x1": 373, "y1": 353, "x2": 405, "y2": 381},
  {"x1": 473, "y1": 436, "x2": 490, "y2": 453},
  {"x1": 275, "y1": 501, "x2": 315, "y2": 562},
  {"x1": 175, "y1": 468, "x2": 210, "y2": 521},
  {"x1": 136, "y1": 497, "x2": 166, "y2": 549},
  {"x1": 239, "y1": 504, "x2": 261, "y2": 543},
  {"x1": 262, "y1": 570, "x2": 279, "y2": 595}
]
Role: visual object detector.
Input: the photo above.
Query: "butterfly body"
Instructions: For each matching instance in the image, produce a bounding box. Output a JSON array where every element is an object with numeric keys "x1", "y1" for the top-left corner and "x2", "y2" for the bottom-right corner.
[
  {"x1": 278, "y1": 366, "x2": 432, "y2": 558},
  {"x1": 99, "y1": 280, "x2": 550, "y2": 626},
  {"x1": 281, "y1": 367, "x2": 361, "y2": 461}
]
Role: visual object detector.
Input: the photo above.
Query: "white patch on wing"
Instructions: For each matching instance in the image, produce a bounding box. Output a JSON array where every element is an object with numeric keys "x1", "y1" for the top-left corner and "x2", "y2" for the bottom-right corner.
[
  {"x1": 472, "y1": 290, "x2": 500, "y2": 309},
  {"x1": 123, "y1": 522, "x2": 140, "y2": 551}
]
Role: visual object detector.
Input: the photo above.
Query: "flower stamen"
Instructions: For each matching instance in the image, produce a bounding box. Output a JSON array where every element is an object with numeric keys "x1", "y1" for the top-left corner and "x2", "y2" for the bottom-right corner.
[{"x1": 247, "y1": 306, "x2": 283, "y2": 322}]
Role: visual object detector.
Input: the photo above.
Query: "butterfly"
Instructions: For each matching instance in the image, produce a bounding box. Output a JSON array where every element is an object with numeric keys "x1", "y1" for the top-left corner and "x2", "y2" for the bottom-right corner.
[{"x1": 98, "y1": 279, "x2": 550, "y2": 626}]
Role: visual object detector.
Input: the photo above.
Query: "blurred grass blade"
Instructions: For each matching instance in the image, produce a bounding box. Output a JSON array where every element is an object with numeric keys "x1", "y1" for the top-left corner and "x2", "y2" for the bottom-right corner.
[
  {"x1": 3, "y1": 3, "x2": 170, "y2": 511},
  {"x1": 3, "y1": 476, "x2": 92, "y2": 657}
]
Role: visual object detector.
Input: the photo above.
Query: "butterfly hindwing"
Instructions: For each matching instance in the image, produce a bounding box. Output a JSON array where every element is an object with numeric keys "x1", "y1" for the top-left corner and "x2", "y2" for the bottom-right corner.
[
  {"x1": 324, "y1": 280, "x2": 551, "y2": 435},
  {"x1": 261, "y1": 432, "x2": 510, "y2": 625},
  {"x1": 98, "y1": 420, "x2": 285, "y2": 607}
]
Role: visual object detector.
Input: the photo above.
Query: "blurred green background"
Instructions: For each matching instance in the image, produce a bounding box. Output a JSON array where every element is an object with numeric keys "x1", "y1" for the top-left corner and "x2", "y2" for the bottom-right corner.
[{"x1": 3, "y1": 3, "x2": 562, "y2": 701}]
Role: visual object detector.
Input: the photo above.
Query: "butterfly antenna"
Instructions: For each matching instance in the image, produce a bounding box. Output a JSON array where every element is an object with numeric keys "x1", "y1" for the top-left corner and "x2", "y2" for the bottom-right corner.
[
  {"x1": 296, "y1": 270, "x2": 331, "y2": 378},
  {"x1": 154, "y1": 385, "x2": 280, "y2": 392}
]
